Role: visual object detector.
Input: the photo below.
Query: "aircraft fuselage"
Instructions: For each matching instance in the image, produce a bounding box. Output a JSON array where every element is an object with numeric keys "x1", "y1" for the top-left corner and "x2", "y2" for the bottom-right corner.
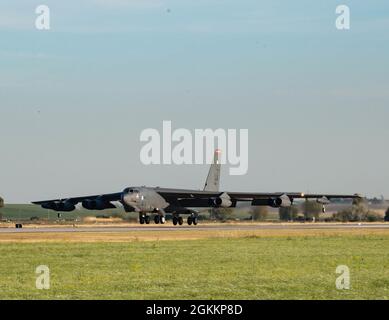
[{"x1": 122, "y1": 187, "x2": 170, "y2": 213}]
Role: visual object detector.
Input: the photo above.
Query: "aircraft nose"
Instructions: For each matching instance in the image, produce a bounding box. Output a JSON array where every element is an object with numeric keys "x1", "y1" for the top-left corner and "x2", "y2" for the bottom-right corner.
[{"x1": 123, "y1": 190, "x2": 139, "y2": 204}]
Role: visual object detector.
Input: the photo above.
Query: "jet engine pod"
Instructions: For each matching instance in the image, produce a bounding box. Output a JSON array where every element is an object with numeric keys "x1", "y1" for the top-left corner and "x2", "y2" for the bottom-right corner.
[
  {"x1": 82, "y1": 197, "x2": 115, "y2": 210},
  {"x1": 209, "y1": 193, "x2": 233, "y2": 208},
  {"x1": 41, "y1": 202, "x2": 55, "y2": 210},
  {"x1": 61, "y1": 200, "x2": 76, "y2": 212},
  {"x1": 270, "y1": 194, "x2": 291, "y2": 208},
  {"x1": 42, "y1": 200, "x2": 75, "y2": 212},
  {"x1": 82, "y1": 199, "x2": 97, "y2": 210},
  {"x1": 316, "y1": 196, "x2": 330, "y2": 205},
  {"x1": 215, "y1": 197, "x2": 233, "y2": 208}
]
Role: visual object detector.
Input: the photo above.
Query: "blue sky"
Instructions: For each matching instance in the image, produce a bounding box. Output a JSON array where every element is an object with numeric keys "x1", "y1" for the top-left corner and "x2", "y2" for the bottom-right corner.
[{"x1": 1, "y1": 0, "x2": 389, "y2": 203}]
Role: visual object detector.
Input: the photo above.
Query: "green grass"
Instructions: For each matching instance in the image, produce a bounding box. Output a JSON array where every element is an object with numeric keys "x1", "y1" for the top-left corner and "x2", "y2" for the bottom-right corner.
[{"x1": 1, "y1": 235, "x2": 389, "y2": 299}]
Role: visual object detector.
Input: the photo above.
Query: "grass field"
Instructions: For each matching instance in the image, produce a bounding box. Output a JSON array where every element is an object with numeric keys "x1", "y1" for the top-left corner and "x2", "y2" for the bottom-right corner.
[{"x1": 1, "y1": 228, "x2": 389, "y2": 300}]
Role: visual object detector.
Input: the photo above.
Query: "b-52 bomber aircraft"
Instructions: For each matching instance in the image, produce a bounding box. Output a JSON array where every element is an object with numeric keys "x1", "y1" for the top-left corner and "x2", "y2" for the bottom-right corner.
[{"x1": 33, "y1": 150, "x2": 361, "y2": 226}]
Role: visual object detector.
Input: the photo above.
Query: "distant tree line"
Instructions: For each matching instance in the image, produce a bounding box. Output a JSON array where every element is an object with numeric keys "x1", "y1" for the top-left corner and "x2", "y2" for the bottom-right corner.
[
  {"x1": 0, "y1": 196, "x2": 4, "y2": 220},
  {"x1": 279, "y1": 206, "x2": 298, "y2": 221},
  {"x1": 209, "y1": 199, "x2": 386, "y2": 222},
  {"x1": 209, "y1": 208, "x2": 234, "y2": 221},
  {"x1": 250, "y1": 207, "x2": 268, "y2": 221},
  {"x1": 333, "y1": 198, "x2": 382, "y2": 222},
  {"x1": 278, "y1": 201, "x2": 322, "y2": 221},
  {"x1": 277, "y1": 198, "x2": 385, "y2": 222}
]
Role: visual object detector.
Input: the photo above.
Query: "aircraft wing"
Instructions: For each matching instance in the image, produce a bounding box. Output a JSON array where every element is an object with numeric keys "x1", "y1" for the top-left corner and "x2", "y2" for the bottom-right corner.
[
  {"x1": 32, "y1": 192, "x2": 122, "y2": 205},
  {"x1": 225, "y1": 192, "x2": 361, "y2": 201},
  {"x1": 155, "y1": 188, "x2": 361, "y2": 208},
  {"x1": 155, "y1": 188, "x2": 360, "y2": 200},
  {"x1": 32, "y1": 192, "x2": 123, "y2": 211},
  {"x1": 32, "y1": 188, "x2": 361, "y2": 212}
]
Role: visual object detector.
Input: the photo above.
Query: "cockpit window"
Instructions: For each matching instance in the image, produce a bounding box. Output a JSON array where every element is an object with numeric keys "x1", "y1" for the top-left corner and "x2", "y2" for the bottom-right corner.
[{"x1": 126, "y1": 188, "x2": 139, "y2": 193}]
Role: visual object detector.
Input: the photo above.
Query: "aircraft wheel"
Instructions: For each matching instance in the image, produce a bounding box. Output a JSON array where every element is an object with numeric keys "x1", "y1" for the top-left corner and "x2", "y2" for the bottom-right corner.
[
  {"x1": 145, "y1": 216, "x2": 151, "y2": 224},
  {"x1": 178, "y1": 217, "x2": 184, "y2": 225},
  {"x1": 187, "y1": 216, "x2": 193, "y2": 225},
  {"x1": 139, "y1": 216, "x2": 145, "y2": 224},
  {"x1": 154, "y1": 215, "x2": 160, "y2": 224},
  {"x1": 193, "y1": 217, "x2": 198, "y2": 225},
  {"x1": 173, "y1": 217, "x2": 178, "y2": 226}
]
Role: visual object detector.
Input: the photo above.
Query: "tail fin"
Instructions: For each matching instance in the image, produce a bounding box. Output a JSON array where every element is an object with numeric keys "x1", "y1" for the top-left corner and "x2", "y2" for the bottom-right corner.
[{"x1": 203, "y1": 149, "x2": 221, "y2": 192}]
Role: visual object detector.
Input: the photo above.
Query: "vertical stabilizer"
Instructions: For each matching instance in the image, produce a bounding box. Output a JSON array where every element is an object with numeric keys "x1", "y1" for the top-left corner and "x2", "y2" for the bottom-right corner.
[{"x1": 203, "y1": 149, "x2": 221, "y2": 192}]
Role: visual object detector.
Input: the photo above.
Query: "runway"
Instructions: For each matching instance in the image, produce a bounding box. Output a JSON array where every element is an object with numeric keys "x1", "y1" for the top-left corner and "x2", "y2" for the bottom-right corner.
[{"x1": 1, "y1": 223, "x2": 389, "y2": 233}]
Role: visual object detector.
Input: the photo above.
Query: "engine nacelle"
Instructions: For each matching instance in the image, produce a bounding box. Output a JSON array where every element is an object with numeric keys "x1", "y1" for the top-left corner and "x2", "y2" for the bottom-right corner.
[
  {"x1": 316, "y1": 196, "x2": 330, "y2": 205},
  {"x1": 82, "y1": 200, "x2": 96, "y2": 210},
  {"x1": 42, "y1": 200, "x2": 75, "y2": 212},
  {"x1": 216, "y1": 197, "x2": 233, "y2": 208},
  {"x1": 82, "y1": 198, "x2": 115, "y2": 210},
  {"x1": 269, "y1": 194, "x2": 291, "y2": 208},
  {"x1": 41, "y1": 202, "x2": 54, "y2": 210},
  {"x1": 209, "y1": 193, "x2": 233, "y2": 208}
]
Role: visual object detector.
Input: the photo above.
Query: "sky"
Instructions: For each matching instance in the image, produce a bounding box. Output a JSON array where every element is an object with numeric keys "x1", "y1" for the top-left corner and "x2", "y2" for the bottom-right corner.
[{"x1": 1, "y1": 0, "x2": 389, "y2": 203}]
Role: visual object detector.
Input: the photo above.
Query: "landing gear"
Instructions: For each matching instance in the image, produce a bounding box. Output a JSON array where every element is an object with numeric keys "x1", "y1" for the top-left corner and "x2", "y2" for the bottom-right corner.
[
  {"x1": 140, "y1": 211, "x2": 166, "y2": 225},
  {"x1": 187, "y1": 214, "x2": 198, "y2": 226},
  {"x1": 139, "y1": 213, "x2": 150, "y2": 225},
  {"x1": 173, "y1": 216, "x2": 184, "y2": 226},
  {"x1": 154, "y1": 214, "x2": 166, "y2": 224},
  {"x1": 139, "y1": 215, "x2": 145, "y2": 225}
]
